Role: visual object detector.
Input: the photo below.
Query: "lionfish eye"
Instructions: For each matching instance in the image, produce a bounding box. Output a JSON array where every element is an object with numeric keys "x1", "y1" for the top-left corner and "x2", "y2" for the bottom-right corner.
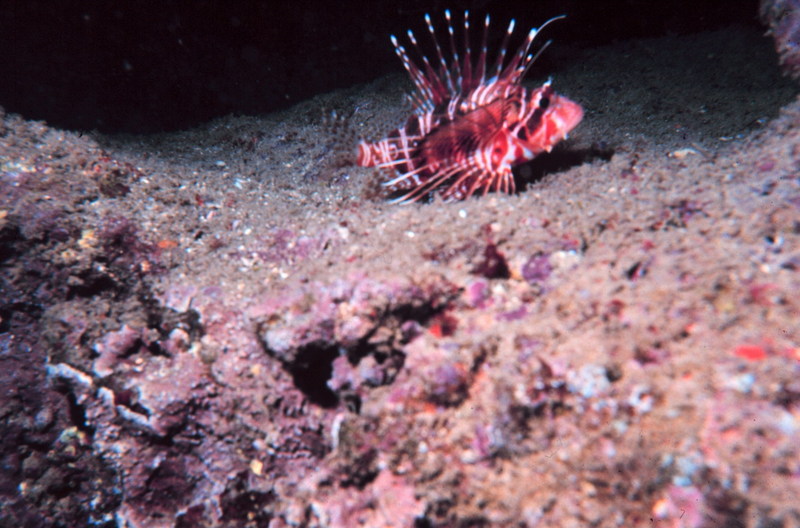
[{"x1": 539, "y1": 96, "x2": 550, "y2": 110}]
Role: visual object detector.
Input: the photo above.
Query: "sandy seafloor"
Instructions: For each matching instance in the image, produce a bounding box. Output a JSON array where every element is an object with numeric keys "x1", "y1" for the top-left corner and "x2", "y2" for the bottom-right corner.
[{"x1": 1, "y1": 24, "x2": 800, "y2": 528}]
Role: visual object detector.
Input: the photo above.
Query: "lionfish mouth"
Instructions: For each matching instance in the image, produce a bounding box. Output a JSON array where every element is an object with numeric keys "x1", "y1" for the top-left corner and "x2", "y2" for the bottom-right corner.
[{"x1": 549, "y1": 95, "x2": 584, "y2": 144}]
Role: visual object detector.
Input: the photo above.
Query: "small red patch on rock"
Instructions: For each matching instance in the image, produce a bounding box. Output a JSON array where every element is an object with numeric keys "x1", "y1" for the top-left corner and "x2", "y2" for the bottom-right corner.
[{"x1": 733, "y1": 344, "x2": 767, "y2": 361}]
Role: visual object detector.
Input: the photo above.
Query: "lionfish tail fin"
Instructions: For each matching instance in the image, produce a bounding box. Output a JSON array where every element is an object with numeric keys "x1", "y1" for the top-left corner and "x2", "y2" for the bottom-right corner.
[{"x1": 305, "y1": 108, "x2": 361, "y2": 182}]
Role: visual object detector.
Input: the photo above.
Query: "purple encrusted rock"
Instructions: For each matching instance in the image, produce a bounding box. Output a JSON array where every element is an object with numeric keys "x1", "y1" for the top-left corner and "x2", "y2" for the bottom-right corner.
[
  {"x1": 93, "y1": 324, "x2": 142, "y2": 377},
  {"x1": 522, "y1": 253, "x2": 552, "y2": 285}
]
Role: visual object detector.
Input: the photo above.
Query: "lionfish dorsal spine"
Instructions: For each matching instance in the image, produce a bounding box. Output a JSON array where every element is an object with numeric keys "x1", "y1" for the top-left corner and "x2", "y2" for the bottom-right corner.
[
  {"x1": 489, "y1": 18, "x2": 515, "y2": 81},
  {"x1": 460, "y1": 11, "x2": 473, "y2": 94},
  {"x1": 475, "y1": 14, "x2": 490, "y2": 90},
  {"x1": 391, "y1": 36, "x2": 427, "y2": 106},
  {"x1": 516, "y1": 15, "x2": 566, "y2": 79},
  {"x1": 443, "y1": 11, "x2": 463, "y2": 93},
  {"x1": 424, "y1": 13, "x2": 457, "y2": 96}
]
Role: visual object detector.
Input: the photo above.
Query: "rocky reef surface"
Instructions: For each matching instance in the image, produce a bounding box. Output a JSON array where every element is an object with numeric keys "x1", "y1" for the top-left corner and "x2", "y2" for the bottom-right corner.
[{"x1": 1, "y1": 23, "x2": 799, "y2": 528}]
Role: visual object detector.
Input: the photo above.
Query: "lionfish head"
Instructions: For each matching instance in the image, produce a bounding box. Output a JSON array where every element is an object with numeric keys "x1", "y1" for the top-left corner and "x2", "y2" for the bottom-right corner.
[{"x1": 514, "y1": 82, "x2": 583, "y2": 158}]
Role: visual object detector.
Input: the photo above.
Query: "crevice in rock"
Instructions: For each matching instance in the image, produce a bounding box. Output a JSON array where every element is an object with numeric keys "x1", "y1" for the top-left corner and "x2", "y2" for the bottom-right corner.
[{"x1": 287, "y1": 343, "x2": 340, "y2": 409}]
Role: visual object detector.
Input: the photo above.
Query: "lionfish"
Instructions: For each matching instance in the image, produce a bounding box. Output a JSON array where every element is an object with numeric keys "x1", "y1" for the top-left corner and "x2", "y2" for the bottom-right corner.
[{"x1": 357, "y1": 11, "x2": 583, "y2": 203}]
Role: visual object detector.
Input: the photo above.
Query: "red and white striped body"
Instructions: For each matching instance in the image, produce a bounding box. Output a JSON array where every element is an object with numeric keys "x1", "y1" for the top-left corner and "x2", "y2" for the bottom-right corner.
[{"x1": 357, "y1": 11, "x2": 583, "y2": 203}]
